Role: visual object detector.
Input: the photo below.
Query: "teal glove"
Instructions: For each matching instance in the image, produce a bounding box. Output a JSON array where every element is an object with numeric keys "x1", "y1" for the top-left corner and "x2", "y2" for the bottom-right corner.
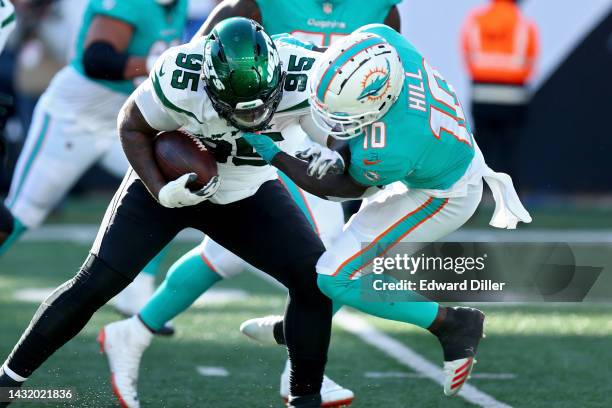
[{"x1": 241, "y1": 132, "x2": 281, "y2": 163}]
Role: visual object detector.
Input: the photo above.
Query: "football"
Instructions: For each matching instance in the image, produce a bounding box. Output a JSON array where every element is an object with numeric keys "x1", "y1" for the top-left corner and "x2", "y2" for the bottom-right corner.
[{"x1": 154, "y1": 130, "x2": 218, "y2": 189}]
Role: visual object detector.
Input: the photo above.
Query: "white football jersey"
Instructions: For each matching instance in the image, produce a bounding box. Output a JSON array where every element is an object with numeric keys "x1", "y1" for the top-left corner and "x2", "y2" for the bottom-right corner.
[
  {"x1": 0, "y1": 0, "x2": 15, "y2": 53},
  {"x1": 135, "y1": 35, "x2": 321, "y2": 204}
]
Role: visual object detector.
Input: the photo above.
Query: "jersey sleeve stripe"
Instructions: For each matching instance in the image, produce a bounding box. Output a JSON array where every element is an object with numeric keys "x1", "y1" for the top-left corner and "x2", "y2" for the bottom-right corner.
[
  {"x1": 1, "y1": 10, "x2": 15, "y2": 28},
  {"x1": 152, "y1": 73, "x2": 202, "y2": 124}
]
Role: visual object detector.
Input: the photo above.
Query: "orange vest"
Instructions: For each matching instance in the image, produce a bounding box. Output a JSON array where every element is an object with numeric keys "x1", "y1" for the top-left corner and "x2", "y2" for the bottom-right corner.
[{"x1": 461, "y1": 0, "x2": 539, "y2": 85}]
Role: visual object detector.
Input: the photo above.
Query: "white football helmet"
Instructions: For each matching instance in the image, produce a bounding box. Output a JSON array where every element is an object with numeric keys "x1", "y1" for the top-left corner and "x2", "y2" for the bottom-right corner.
[{"x1": 310, "y1": 31, "x2": 405, "y2": 139}]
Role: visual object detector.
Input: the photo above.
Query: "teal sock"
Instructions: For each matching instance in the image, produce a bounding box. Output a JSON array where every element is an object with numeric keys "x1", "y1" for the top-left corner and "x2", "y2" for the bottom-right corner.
[
  {"x1": 0, "y1": 217, "x2": 26, "y2": 257},
  {"x1": 318, "y1": 273, "x2": 439, "y2": 329},
  {"x1": 139, "y1": 245, "x2": 222, "y2": 331},
  {"x1": 141, "y1": 245, "x2": 169, "y2": 277}
]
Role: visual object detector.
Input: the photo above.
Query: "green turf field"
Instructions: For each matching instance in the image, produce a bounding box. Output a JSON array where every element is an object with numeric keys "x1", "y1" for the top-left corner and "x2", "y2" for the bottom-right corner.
[
  {"x1": 1, "y1": 239, "x2": 611, "y2": 407},
  {"x1": 1, "y1": 196, "x2": 611, "y2": 407}
]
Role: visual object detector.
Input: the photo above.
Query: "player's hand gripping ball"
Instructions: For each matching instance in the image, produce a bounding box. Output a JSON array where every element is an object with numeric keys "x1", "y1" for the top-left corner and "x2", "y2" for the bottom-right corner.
[{"x1": 154, "y1": 130, "x2": 220, "y2": 208}]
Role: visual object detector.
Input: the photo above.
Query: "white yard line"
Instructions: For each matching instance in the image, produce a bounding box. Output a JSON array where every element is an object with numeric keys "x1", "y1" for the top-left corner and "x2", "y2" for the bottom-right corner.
[
  {"x1": 20, "y1": 225, "x2": 612, "y2": 243},
  {"x1": 196, "y1": 366, "x2": 229, "y2": 377},
  {"x1": 364, "y1": 371, "x2": 516, "y2": 380},
  {"x1": 248, "y1": 269, "x2": 512, "y2": 408},
  {"x1": 335, "y1": 311, "x2": 512, "y2": 408}
]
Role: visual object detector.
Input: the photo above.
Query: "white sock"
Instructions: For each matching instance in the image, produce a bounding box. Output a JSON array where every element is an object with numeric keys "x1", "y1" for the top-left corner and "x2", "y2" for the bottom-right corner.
[
  {"x1": 129, "y1": 316, "x2": 153, "y2": 345},
  {"x1": 1, "y1": 365, "x2": 27, "y2": 382}
]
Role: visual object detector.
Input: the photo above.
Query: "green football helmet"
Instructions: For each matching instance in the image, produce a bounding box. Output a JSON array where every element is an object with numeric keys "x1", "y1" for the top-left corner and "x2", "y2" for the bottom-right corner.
[{"x1": 202, "y1": 17, "x2": 285, "y2": 132}]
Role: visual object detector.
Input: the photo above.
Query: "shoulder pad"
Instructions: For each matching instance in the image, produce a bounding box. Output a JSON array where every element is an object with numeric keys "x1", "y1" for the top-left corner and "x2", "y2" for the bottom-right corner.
[
  {"x1": 150, "y1": 40, "x2": 213, "y2": 125},
  {"x1": 276, "y1": 42, "x2": 319, "y2": 115}
]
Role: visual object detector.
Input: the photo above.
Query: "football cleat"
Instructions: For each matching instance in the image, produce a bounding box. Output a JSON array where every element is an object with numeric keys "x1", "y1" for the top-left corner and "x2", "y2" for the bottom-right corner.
[
  {"x1": 113, "y1": 273, "x2": 154, "y2": 317},
  {"x1": 281, "y1": 361, "x2": 354, "y2": 407},
  {"x1": 98, "y1": 317, "x2": 153, "y2": 408},
  {"x1": 443, "y1": 357, "x2": 476, "y2": 396},
  {"x1": 435, "y1": 307, "x2": 485, "y2": 396},
  {"x1": 239, "y1": 315, "x2": 284, "y2": 345}
]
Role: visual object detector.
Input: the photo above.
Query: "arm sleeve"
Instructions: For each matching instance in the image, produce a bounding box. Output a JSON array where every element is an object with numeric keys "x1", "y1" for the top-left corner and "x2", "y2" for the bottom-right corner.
[
  {"x1": 133, "y1": 79, "x2": 181, "y2": 131},
  {"x1": 89, "y1": 0, "x2": 141, "y2": 27},
  {"x1": 348, "y1": 159, "x2": 409, "y2": 187},
  {"x1": 299, "y1": 113, "x2": 329, "y2": 146}
]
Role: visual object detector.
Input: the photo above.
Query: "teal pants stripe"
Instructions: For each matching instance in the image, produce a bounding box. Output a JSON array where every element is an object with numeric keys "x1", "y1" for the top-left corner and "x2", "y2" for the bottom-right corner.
[
  {"x1": 7, "y1": 113, "x2": 50, "y2": 209},
  {"x1": 317, "y1": 198, "x2": 448, "y2": 329},
  {"x1": 0, "y1": 217, "x2": 25, "y2": 257},
  {"x1": 139, "y1": 246, "x2": 222, "y2": 331},
  {"x1": 278, "y1": 171, "x2": 318, "y2": 233}
]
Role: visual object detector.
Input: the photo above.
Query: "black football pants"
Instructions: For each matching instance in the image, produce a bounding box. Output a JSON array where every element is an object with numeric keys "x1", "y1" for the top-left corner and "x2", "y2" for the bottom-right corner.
[{"x1": 3, "y1": 170, "x2": 332, "y2": 398}]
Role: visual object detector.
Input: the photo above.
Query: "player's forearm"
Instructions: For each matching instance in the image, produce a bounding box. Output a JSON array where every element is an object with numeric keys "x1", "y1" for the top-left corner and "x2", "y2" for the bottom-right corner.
[
  {"x1": 271, "y1": 152, "x2": 366, "y2": 199},
  {"x1": 123, "y1": 57, "x2": 147, "y2": 79},
  {"x1": 118, "y1": 98, "x2": 166, "y2": 198}
]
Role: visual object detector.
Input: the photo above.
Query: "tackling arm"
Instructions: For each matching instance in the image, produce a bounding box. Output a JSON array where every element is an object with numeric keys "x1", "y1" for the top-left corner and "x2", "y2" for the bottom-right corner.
[{"x1": 271, "y1": 152, "x2": 367, "y2": 199}]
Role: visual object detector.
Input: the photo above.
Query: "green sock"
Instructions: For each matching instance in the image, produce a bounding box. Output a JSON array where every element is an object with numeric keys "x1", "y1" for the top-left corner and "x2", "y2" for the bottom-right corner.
[
  {"x1": 0, "y1": 217, "x2": 25, "y2": 257},
  {"x1": 139, "y1": 245, "x2": 222, "y2": 331},
  {"x1": 141, "y1": 245, "x2": 169, "y2": 277},
  {"x1": 318, "y1": 273, "x2": 438, "y2": 329}
]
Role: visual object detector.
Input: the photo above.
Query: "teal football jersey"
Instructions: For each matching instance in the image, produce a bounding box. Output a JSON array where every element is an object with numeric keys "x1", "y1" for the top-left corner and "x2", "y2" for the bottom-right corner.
[
  {"x1": 71, "y1": 0, "x2": 188, "y2": 95},
  {"x1": 348, "y1": 25, "x2": 475, "y2": 190},
  {"x1": 255, "y1": 0, "x2": 401, "y2": 46}
]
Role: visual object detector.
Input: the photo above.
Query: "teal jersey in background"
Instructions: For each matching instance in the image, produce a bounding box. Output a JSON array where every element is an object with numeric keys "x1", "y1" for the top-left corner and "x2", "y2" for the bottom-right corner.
[
  {"x1": 255, "y1": 0, "x2": 401, "y2": 46},
  {"x1": 71, "y1": 0, "x2": 188, "y2": 95},
  {"x1": 348, "y1": 25, "x2": 475, "y2": 191}
]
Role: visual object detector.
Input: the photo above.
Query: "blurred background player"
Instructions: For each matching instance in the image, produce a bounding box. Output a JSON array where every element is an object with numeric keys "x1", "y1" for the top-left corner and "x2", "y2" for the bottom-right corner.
[
  {"x1": 97, "y1": 1, "x2": 402, "y2": 406},
  {"x1": 0, "y1": 0, "x2": 188, "y2": 317},
  {"x1": 461, "y1": 0, "x2": 539, "y2": 184},
  {"x1": 0, "y1": 0, "x2": 16, "y2": 246}
]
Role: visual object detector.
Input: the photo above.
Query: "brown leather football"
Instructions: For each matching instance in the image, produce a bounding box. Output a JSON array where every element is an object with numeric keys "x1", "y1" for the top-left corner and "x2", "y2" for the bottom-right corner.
[{"x1": 154, "y1": 130, "x2": 217, "y2": 189}]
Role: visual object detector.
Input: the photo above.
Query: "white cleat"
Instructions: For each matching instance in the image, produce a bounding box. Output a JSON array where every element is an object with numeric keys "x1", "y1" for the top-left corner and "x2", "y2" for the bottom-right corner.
[
  {"x1": 113, "y1": 273, "x2": 154, "y2": 317},
  {"x1": 239, "y1": 315, "x2": 284, "y2": 345},
  {"x1": 280, "y1": 360, "x2": 354, "y2": 407},
  {"x1": 97, "y1": 317, "x2": 153, "y2": 408},
  {"x1": 443, "y1": 357, "x2": 476, "y2": 396}
]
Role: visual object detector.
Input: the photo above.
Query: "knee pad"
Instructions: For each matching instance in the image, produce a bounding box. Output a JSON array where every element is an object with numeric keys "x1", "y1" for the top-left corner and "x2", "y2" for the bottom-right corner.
[
  {"x1": 201, "y1": 238, "x2": 246, "y2": 279},
  {"x1": 71, "y1": 254, "x2": 133, "y2": 308}
]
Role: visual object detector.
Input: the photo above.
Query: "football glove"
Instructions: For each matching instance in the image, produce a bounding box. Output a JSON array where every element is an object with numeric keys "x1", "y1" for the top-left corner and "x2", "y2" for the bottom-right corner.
[
  {"x1": 296, "y1": 144, "x2": 345, "y2": 179},
  {"x1": 158, "y1": 173, "x2": 220, "y2": 208}
]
